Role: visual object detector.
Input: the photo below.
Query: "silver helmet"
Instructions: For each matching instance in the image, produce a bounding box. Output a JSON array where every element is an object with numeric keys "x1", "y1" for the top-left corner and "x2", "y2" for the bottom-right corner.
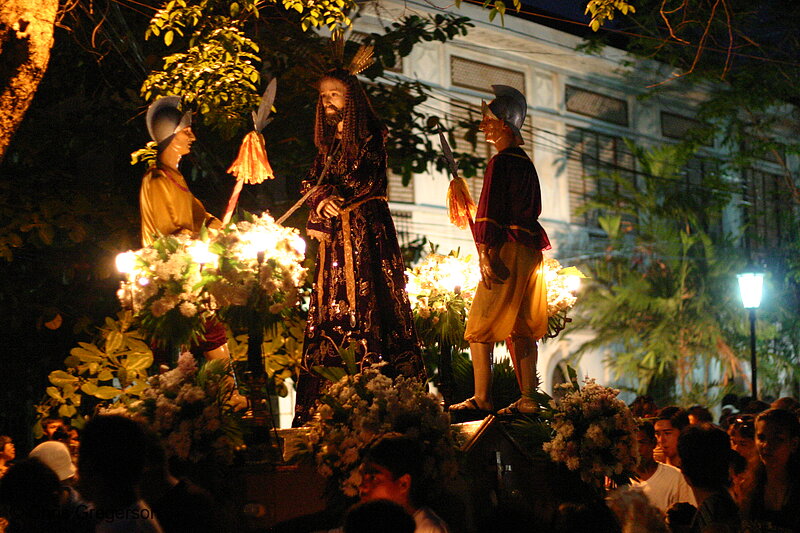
[
  {"x1": 146, "y1": 96, "x2": 192, "y2": 152},
  {"x1": 481, "y1": 85, "x2": 527, "y2": 145}
]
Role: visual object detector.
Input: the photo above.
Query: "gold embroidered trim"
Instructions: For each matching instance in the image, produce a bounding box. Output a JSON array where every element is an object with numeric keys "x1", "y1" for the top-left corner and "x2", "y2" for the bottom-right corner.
[
  {"x1": 314, "y1": 195, "x2": 388, "y2": 319},
  {"x1": 474, "y1": 217, "x2": 537, "y2": 236}
]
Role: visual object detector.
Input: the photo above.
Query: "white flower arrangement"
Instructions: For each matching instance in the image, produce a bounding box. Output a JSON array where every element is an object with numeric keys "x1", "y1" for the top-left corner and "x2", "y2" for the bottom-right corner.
[
  {"x1": 117, "y1": 234, "x2": 212, "y2": 348},
  {"x1": 289, "y1": 366, "x2": 456, "y2": 498},
  {"x1": 405, "y1": 250, "x2": 481, "y2": 348},
  {"x1": 105, "y1": 352, "x2": 243, "y2": 465},
  {"x1": 542, "y1": 257, "x2": 585, "y2": 338},
  {"x1": 206, "y1": 212, "x2": 307, "y2": 331},
  {"x1": 117, "y1": 212, "x2": 307, "y2": 348},
  {"x1": 405, "y1": 248, "x2": 585, "y2": 344},
  {"x1": 542, "y1": 377, "x2": 639, "y2": 487}
]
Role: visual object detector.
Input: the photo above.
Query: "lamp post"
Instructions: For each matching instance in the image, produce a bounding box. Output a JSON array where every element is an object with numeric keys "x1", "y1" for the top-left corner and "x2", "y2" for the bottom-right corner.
[{"x1": 737, "y1": 269, "x2": 764, "y2": 399}]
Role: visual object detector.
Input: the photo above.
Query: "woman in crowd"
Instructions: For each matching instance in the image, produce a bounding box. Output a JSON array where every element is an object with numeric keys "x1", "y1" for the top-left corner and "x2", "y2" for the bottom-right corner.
[{"x1": 739, "y1": 408, "x2": 800, "y2": 532}]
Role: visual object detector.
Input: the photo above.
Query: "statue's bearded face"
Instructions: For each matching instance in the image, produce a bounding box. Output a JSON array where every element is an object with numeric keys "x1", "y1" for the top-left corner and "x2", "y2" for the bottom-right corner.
[{"x1": 319, "y1": 77, "x2": 347, "y2": 126}]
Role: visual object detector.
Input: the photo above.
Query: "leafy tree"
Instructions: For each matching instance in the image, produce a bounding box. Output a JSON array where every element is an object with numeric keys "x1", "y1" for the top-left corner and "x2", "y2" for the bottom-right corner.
[
  {"x1": 566, "y1": 142, "x2": 746, "y2": 403},
  {"x1": 0, "y1": 0, "x2": 477, "y2": 441}
]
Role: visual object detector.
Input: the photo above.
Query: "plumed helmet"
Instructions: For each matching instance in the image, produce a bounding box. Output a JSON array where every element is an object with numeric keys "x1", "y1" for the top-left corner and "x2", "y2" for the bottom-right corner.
[
  {"x1": 146, "y1": 96, "x2": 192, "y2": 152},
  {"x1": 482, "y1": 85, "x2": 527, "y2": 145}
]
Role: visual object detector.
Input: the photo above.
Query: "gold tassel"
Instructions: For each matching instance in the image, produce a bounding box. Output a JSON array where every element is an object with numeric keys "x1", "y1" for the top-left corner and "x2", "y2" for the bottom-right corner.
[
  {"x1": 227, "y1": 131, "x2": 275, "y2": 185},
  {"x1": 446, "y1": 177, "x2": 477, "y2": 230}
]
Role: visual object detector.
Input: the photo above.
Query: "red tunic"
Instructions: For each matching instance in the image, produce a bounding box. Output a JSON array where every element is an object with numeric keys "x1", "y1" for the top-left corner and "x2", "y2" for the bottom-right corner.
[{"x1": 473, "y1": 147, "x2": 550, "y2": 251}]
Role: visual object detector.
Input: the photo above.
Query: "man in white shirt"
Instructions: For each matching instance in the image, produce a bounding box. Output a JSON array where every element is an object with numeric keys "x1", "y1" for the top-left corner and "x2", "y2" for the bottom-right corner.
[{"x1": 632, "y1": 421, "x2": 696, "y2": 513}]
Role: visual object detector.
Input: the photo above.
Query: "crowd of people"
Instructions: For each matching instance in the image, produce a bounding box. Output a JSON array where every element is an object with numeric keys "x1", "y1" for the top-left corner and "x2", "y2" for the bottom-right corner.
[
  {"x1": 0, "y1": 393, "x2": 798, "y2": 532},
  {"x1": 611, "y1": 394, "x2": 800, "y2": 533},
  {"x1": 0, "y1": 415, "x2": 217, "y2": 533}
]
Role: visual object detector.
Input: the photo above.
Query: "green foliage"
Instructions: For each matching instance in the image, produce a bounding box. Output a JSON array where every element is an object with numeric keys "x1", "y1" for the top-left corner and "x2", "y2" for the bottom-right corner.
[
  {"x1": 567, "y1": 142, "x2": 746, "y2": 402},
  {"x1": 585, "y1": 0, "x2": 636, "y2": 31},
  {"x1": 143, "y1": 1, "x2": 263, "y2": 138},
  {"x1": 228, "y1": 316, "x2": 305, "y2": 396},
  {"x1": 34, "y1": 312, "x2": 154, "y2": 432}
]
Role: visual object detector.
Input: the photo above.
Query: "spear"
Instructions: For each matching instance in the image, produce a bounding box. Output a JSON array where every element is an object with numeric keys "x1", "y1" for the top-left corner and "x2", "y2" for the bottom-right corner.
[
  {"x1": 439, "y1": 126, "x2": 476, "y2": 233},
  {"x1": 223, "y1": 78, "x2": 278, "y2": 225}
]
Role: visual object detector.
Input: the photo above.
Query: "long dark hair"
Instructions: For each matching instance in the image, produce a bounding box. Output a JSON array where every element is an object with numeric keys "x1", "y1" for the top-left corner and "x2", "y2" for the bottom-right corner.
[
  {"x1": 313, "y1": 69, "x2": 385, "y2": 163},
  {"x1": 738, "y1": 408, "x2": 800, "y2": 514}
]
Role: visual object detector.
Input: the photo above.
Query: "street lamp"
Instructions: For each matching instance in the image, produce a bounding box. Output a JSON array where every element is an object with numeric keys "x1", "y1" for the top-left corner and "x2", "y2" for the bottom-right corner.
[{"x1": 737, "y1": 269, "x2": 764, "y2": 399}]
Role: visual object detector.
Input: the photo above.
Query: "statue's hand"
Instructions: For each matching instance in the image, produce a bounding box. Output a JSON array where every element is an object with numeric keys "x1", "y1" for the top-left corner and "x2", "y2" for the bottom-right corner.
[
  {"x1": 478, "y1": 244, "x2": 508, "y2": 290},
  {"x1": 317, "y1": 196, "x2": 344, "y2": 218}
]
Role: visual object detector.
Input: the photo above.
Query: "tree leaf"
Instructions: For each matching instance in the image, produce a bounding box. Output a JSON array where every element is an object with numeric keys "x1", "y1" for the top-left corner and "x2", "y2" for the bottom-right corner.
[
  {"x1": 93, "y1": 386, "x2": 122, "y2": 400},
  {"x1": 49, "y1": 370, "x2": 78, "y2": 387}
]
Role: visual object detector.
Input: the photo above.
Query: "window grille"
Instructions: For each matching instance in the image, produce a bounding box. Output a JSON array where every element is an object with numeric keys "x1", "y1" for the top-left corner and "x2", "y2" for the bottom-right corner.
[
  {"x1": 744, "y1": 168, "x2": 791, "y2": 249},
  {"x1": 566, "y1": 127, "x2": 637, "y2": 227},
  {"x1": 387, "y1": 171, "x2": 414, "y2": 203},
  {"x1": 682, "y1": 157, "x2": 724, "y2": 237},
  {"x1": 661, "y1": 112, "x2": 712, "y2": 146},
  {"x1": 565, "y1": 85, "x2": 628, "y2": 127},
  {"x1": 450, "y1": 56, "x2": 525, "y2": 94}
]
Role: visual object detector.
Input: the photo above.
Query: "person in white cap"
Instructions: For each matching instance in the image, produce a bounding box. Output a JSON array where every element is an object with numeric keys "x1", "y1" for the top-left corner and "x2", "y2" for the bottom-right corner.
[{"x1": 29, "y1": 440, "x2": 76, "y2": 483}]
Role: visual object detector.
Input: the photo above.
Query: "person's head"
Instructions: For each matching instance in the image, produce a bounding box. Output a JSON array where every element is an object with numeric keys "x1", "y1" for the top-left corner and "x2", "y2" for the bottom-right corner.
[
  {"x1": 771, "y1": 397, "x2": 800, "y2": 413},
  {"x1": 678, "y1": 423, "x2": 731, "y2": 491},
  {"x1": 344, "y1": 499, "x2": 415, "y2": 533},
  {"x1": 687, "y1": 405, "x2": 713, "y2": 425},
  {"x1": 480, "y1": 84, "x2": 526, "y2": 146},
  {"x1": 29, "y1": 441, "x2": 76, "y2": 483},
  {"x1": 754, "y1": 408, "x2": 800, "y2": 472},
  {"x1": 741, "y1": 399, "x2": 770, "y2": 415},
  {"x1": 314, "y1": 68, "x2": 383, "y2": 160},
  {"x1": 0, "y1": 436, "x2": 14, "y2": 463},
  {"x1": 629, "y1": 395, "x2": 658, "y2": 418},
  {"x1": 146, "y1": 96, "x2": 193, "y2": 154},
  {"x1": 77, "y1": 415, "x2": 147, "y2": 505},
  {"x1": 727, "y1": 414, "x2": 756, "y2": 462},
  {"x1": 654, "y1": 407, "x2": 689, "y2": 461},
  {"x1": 636, "y1": 422, "x2": 657, "y2": 467},
  {"x1": 0, "y1": 458, "x2": 63, "y2": 529},
  {"x1": 42, "y1": 417, "x2": 67, "y2": 439},
  {"x1": 359, "y1": 435, "x2": 424, "y2": 510}
]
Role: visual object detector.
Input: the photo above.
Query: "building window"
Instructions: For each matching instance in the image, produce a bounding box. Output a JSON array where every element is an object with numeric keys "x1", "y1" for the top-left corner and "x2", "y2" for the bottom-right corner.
[
  {"x1": 566, "y1": 127, "x2": 637, "y2": 227},
  {"x1": 744, "y1": 168, "x2": 791, "y2": 249},
  {"x1": 682, "y1": 157, "x2": 724, "y2": 236},
  {"x1": 661, "y1": 112, "x2": 712, "y2": 146},
  {"x1": 450, "y1": 56, "x2": 525, "y2": 95},
  {"x1": 387, "y1": 171, "x2": 414, "y2": 203},
  {"x1": 565, "y1": 85, "x2": 628, "y2": 127}
]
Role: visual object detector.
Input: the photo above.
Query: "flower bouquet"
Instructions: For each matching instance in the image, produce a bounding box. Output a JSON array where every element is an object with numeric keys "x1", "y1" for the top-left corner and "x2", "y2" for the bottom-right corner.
[
  {"x1": 542, "y1": 257, "x2": 586, "y2": 339},
  {"x1": 117, "y1": 211, "x2": 307, "y2": 351},
  {"x1": 541, "y1": 376, "x2": 638, "y2": 488},
  {"x1": 288, "y1": 366, "x2": 456, "y2": 498},
  {"x1": 204, "y1": 212, "x2": 307, "y2": 332},
  {"x1": 117, "y1": 234, "x2": 213, "y2": 349},
  {"x1": 405, "y1": 250, "x2": 481, "y2": 349},
  {"x1": 405, "y1": 248, "x2": 585, "y2": 346},
  {"x1": 106, "y1": 352, "x2": 243, "y2": 465}
]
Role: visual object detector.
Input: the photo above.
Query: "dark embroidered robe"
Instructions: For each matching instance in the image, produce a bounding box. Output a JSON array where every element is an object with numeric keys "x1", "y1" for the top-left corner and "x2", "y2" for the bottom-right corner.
[{"x1": 293, "y1": 133, "x2": 424, "y2": 425}]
